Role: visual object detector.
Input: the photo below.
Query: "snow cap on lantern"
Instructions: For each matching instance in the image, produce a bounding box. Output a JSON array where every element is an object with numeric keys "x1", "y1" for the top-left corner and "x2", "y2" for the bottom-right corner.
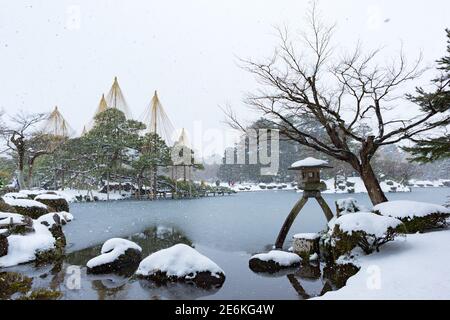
[{"x1": 289, "y1": 157, "x2": 332, "y2": 191}]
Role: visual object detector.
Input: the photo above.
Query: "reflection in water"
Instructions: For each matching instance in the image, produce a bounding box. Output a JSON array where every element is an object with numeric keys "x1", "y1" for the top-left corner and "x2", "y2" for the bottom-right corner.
[
  {"x1": 89, "y1": 274, "x2": 130, "y2": 300},
  {"x1": 249, "y1": 261, "x2": 356, "y2": 300},
  {"x1": 1, "y1": 222, "x2": 360, "y2": 300},
  {"x1": 139, "y1": 279, "x2": 222, "y2": 300},
  {"x1": 65, "y1": 225, "x2": 193, "y2": 266},
  {"x1": 1, "y1": 225, "x2": 225, "y2": 300}
]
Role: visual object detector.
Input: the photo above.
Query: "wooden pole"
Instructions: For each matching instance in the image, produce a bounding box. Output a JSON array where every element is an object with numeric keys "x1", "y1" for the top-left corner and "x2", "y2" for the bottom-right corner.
[
  {"x1": 275, "y1": 196, "x2": 309, "y2": 249},
  {"x1": 315, "y1": 195, "x2": 334, "y2": 222}
]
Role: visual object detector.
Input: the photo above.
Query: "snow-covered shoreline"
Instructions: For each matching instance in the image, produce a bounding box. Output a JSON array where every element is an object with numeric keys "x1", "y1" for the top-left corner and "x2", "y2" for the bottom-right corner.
[{"x1": 315, "y1": 228, "x2": 450, "y2": 300}]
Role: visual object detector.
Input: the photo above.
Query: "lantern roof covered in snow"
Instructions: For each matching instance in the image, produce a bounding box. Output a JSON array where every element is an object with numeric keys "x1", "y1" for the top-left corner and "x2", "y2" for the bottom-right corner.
[{"x1": 289, "y1": 157, "x2": 332, "y2": 170}]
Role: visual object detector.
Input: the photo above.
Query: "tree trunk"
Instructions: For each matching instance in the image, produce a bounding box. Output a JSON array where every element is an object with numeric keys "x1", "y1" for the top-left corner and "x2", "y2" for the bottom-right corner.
[
  {"x1": 106, "y1": 171, "x2": 110, "y2": 201},
  {"x1": 17, "y1": 150, "x2": 26, "y2": 190},
  {"x1": 359, "y1": 161, "x2": 388, "y2": 205}
]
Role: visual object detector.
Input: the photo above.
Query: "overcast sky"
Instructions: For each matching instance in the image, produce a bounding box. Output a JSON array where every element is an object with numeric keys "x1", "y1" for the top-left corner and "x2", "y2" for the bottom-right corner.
[{"x1": 0, "y1": 0, "x2": 448, "y2": 156}]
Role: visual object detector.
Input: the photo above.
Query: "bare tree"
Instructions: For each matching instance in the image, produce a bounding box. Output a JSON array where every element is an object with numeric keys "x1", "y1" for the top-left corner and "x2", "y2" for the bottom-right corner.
[
  {"x1": 0, "y1": 111, "x2": 47, "y2": 189},
  {"x1": 226, "y1": 4, "x2": 449, "y2": 205}
]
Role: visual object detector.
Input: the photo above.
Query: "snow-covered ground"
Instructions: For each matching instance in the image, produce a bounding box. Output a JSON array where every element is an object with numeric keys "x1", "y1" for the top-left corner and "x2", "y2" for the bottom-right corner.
[
  {"x1": 224, "y1": 176, "x2": 412, "y2": 194},
  {"x1": 13, "y1": 189, "x2": 132, "y2": 203},
  {"x1": 408, "y1": 179, "x2": 450, "y2": 188},
  {"x1": 317, "y1": 229, "x2": 450, "y2": 300},
  {"x1": 323, "y1": 177, "x2": 411, "y2": 194}
]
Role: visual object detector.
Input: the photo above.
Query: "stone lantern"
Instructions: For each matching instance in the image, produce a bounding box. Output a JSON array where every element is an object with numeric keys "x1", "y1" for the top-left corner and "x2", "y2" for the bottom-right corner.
[
  {"x1": 290, "y1": 158, "x2": 332, "y2": 192},
  {"x1": 275, "y1": 157, "x2": 334, "y2": 249}
]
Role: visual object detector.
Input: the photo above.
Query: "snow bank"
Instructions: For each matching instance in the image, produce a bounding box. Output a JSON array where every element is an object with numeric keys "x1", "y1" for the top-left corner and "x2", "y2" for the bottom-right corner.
[
  {"x1": 373, "y1": 200, "x2": 450, "y2": 219},
  {"x1": 0, "y1": 222, "x2": 55, "y2": 267},
  {"x1": 136, "y1": 244, "x2": 224, "y2": 279},
  {"x1": 2, "y1": 197, "x2": 48, "y2": 209},
  {"x1": 334, "y1": 212, "x2": 402, "y2": 237},
  {"x1": 316, "y1": 230, "x2": 450, "y2": 300},
  {"x1": 291, "y1": 157, "x2": 328, "y2": 168},
  {"x1": 87, "y1": 238, "x2": 142, "y2": 268},
  {"x1": 250, "y1": 250, "x2": 301, "y2": 267}
]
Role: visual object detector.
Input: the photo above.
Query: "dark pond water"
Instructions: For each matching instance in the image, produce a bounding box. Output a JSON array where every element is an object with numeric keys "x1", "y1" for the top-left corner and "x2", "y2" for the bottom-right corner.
[{"x1": 3, "y1": 188, "x2": 449, "y2": 300}]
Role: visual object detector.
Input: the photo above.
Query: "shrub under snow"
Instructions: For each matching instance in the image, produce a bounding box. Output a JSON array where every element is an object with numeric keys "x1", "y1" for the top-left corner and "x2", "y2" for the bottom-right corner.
[
  {"x1": 373, "y1": 200, "x2": 450, "y2": 233},
  {"x1": 331, "y1": 212, "x2": 403, "y2": 255},
  {"x1": 335, "y1": 198, "x2": 367, "y2": 216}
]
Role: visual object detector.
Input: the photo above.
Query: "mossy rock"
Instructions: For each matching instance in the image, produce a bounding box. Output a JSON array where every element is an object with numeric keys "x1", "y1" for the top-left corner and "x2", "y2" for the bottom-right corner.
[
  {"x1": 137, "y1": 270, "x2": 226, "y2": 289},
  {"x1": 87, "y1": 248, "x2": 142, "y2": 276},
  {"x1": 35, "y1": 247, "x2": 65, "y2": 266},
  {"x1": 34, "y1": 197, "x2": 69, "y2": 213},
  {"x1": 0, "y1": 272, "x2": 33, "y2": 300},
  {"x1": 7, "y1": 224, "x2": 34, "y2": 236},
  {"x1": 17, "y1": 288, "x2": 61, "y2": 300},
  {"x1": 0, "y1": 198, "x2": 17, "y2": 213},
  {"x1": 12, "y1": 206, "x2": 49, "y2": 219},
  {"x1": 49, "y1": 223, "x2": 67, "y2": 248},
  {"x1": 0, "y1": 235, "x2": 8, "y2": 257},
  {"x1": 397, "y1": 213, "x2": 450, "y2": 234},
  {"x1": 25, "y1": 192, "x2": 44, "y2": 200},
  {"x1": 35, "y1": 226, "x2": 66, "y2": 266}
]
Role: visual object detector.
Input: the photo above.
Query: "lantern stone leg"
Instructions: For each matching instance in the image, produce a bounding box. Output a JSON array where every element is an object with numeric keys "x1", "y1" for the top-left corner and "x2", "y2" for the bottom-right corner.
[
  {"x1": 315, "y1": 194, "x2": 334, "y2": 222},
  {"x1": 275, "y1": 196, "x2": 309, "y2": 249}
]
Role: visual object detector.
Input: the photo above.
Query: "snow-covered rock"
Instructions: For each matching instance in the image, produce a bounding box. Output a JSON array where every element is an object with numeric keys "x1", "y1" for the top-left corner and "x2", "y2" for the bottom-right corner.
[
  {"x1": 87, "y1": 238, "x2": 142, "y2": 275},
  {"x1": 36, "y1": 212, "x2": 73, "y2": 228},
  {"x1": 249, "y1": 250, "x2": 301, "y2": 273},
  {"x1": 2, "y1": 197, "x2": 49, "y2": 219},
  {"x1": 0, "y1": 212, "x2": 26, "y2": 227},
  {"x1": 34, "y1": 194, "x2": 70, "y2": 212},
  {"x1": 292, "y1": 233, "x2": 320, "y2": 259},
  {"x1": 293, "y1": 233, "x2": 320, "y2": 240},
  {"x1": 3, "y1": 192, "x2": 29, "y2": 200},
  {"x1": 136, "y1": 244, "x2": 225, "y2": 288},
  {"x1": 0, "y1": 221, "x2": 56, "y2": 267}
]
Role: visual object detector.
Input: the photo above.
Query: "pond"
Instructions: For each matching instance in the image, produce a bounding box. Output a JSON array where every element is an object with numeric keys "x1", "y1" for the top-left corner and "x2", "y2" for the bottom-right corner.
[{"x1": 2, "y1": 188, "x2": 449, "y2": 300}]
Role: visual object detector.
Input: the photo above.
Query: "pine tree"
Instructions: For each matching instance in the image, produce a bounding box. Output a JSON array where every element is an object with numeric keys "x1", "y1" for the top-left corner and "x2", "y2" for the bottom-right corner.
[{"x1": 404, "y1": 29, "x2": 450, "y2": 162}]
